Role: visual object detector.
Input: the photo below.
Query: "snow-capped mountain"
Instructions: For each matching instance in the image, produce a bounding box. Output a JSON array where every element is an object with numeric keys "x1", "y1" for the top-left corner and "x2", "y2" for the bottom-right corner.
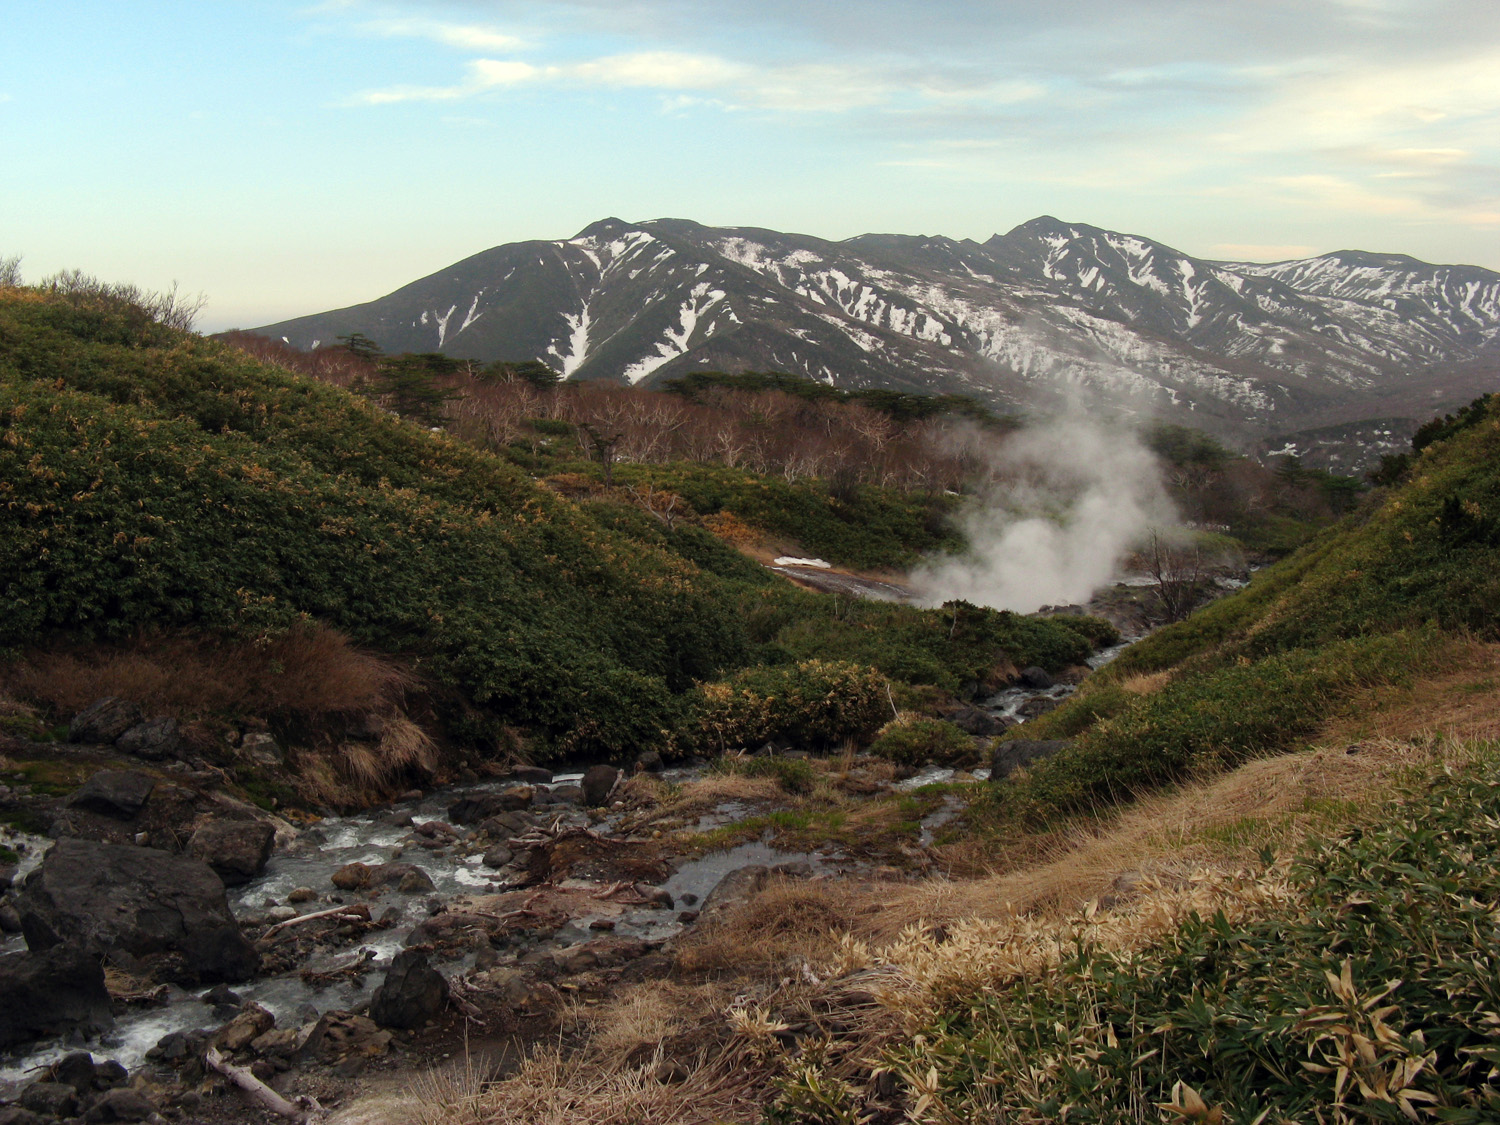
[{"x1": 252, "y1": 216, "x2": 1500, "y2": 438}]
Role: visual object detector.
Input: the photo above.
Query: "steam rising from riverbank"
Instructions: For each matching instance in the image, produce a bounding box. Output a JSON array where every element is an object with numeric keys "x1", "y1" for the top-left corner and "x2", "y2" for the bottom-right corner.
[{"x1": 912, "y1": 416, "x2": 1175, "y2": 613}]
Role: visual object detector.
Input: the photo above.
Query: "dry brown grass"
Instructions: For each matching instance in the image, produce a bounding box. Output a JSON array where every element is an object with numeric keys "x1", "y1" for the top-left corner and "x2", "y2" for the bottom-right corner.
[
  {"x1": 1118, "y1": 670, "x2": 1172, "y2": 695},
  {"x1": 3, "y1": 624, "x2": 418, "y2": 725},
  {"x1": 676, "y1": 877, "x2": 862, "y2": 973}
]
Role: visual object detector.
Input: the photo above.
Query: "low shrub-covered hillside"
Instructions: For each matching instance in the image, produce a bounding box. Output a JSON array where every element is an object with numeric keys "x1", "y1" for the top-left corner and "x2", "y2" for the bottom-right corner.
[
  {"x1": 0, "y1": 281, "x2": 1105, "y2": 772},
  {"x1": 991, "y1": 393, "x2": 1500, "y2": 821}
]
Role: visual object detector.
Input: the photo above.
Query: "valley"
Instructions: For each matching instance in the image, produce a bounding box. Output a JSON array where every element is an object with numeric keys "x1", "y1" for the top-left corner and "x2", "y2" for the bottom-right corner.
[{"x1": 0, "y1": 274, "x2": 1497, "y2": 1124}]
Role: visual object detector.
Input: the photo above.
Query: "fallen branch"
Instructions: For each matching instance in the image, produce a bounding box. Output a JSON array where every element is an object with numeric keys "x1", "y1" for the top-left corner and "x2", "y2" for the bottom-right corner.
[
  {"x1": 205, "y1": 1045, "x2": 323, "y2": 1122},
  {"x1": 260, "y1": 904, "x2": 369, "y2": 943}
]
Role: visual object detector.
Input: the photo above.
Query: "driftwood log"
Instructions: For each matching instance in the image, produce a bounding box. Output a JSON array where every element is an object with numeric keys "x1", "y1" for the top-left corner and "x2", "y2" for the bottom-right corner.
[{"x1": 204, "y1": 1045, "x2": 324, "y2": 1122}]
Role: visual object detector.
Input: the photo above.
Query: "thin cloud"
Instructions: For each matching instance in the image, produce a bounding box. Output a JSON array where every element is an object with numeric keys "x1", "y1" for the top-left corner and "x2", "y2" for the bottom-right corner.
[{"x1": 360, "y1": 16, "x2": 525, "y2": 51}]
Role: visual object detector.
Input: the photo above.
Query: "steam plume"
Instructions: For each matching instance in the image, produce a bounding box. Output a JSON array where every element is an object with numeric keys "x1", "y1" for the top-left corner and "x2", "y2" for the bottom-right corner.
[{"x1": 912, "y1": 415, "x2": 1175, "y2": 613}]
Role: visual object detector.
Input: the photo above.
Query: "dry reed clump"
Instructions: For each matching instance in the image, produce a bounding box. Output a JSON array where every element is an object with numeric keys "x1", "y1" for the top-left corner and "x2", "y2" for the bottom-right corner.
[
  {"x1": 332, "y1": 718, "x2": 440, "y2": 795},
  {"x1": 676, "y1": 878, "x2": 860, "y2": 973},
  {"x1": 402, "y1": 1040, "x2": 767, "y2": 1125},
  {"x1": 841, "y1": 865, "x2": 1297, "y2": 1031},
  {"x1": 1118, "y1": 670, "x2": 1172, "y2": 695}
]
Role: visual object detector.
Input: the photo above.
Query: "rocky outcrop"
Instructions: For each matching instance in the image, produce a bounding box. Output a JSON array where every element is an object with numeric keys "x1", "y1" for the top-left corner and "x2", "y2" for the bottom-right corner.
[
  {"x1": 188, "y1": 819, "x2": 275, "y2": 886},
  {"x1": 1016, "y1": 666, "x2": 1055, "y2": 690},
  {"x1": 989, "y1": 738, "x2": 1072, "y2": 780},
  {"x1": 65, "y1": 770, "x2": 156, "y2": 819},
  {"x1": 17, "y1": 839, "x2": 259, "y2": 983},
  {"x1": 115, "y1": 717, "x2": 182, "y2": 761},
  {"x1": 369, "y1": 949, "x2": 449, "y2": 1029},
  {"x1": 67, "y1": 698, "x2": 142, "y2": 744},
  {"x1": 0, "y1": 944, "x2": 114, "y2": 1048}
]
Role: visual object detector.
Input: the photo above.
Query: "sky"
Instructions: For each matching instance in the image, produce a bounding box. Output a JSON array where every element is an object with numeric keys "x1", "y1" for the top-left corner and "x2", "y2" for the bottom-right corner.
[{"x1": 4, "y1": 0, "x2": 1499, "y2": 330}]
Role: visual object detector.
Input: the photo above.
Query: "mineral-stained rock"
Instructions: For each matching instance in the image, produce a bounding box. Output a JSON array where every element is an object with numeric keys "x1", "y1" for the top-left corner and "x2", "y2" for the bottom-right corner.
[
  {"x1": 215, "y1": 1002, "x2": 275, "y2": 1052},
  {"x1": 0, "y1": 944, "x2": 113, "y2": 1048},
  {"x1": 66, "y1": 770, "x2": 157, "y2": 820},
  {"x1": 330, "y1": 861, "x2": 434, "y2": 893},
  {"x1": 297, "y1": 1011, "x2": 392, "y2": 1062},
  {"x1": 17, "y1": 839, "x2": 259, "y2": 983},
  {"x1": 369, "y1": 947, "x2": 450, "y2": 1029},
  {"x1": 68, "y1": 698, "x2": 143, "y2": 744},
  {"x1": 188, "y1": 818, "x2": 276, "y2": 886}
]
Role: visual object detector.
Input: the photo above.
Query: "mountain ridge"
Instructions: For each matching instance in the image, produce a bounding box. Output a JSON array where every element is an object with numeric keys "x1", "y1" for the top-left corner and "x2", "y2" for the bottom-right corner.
[{"x1": 252, "y1": 216, "x2": 1500, "y2": 441}]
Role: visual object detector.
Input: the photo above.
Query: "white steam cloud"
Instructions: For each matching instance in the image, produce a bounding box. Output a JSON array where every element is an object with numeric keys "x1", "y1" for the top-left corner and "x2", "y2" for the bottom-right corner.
[{"x1": 912, "y1": 415, "x2": 1176, "y2": 613}]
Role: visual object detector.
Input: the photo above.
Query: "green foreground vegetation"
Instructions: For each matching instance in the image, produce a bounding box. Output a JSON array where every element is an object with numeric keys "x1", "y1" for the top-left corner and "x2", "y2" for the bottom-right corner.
[{"x1": 870, "y1": 747, "x2": 1500, "y2": 1123}]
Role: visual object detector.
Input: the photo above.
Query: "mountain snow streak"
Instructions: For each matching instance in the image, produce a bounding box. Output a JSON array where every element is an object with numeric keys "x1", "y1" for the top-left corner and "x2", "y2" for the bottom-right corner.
[{"x1": 255, "y1": 216, "x2": 1500, "y2": 437}]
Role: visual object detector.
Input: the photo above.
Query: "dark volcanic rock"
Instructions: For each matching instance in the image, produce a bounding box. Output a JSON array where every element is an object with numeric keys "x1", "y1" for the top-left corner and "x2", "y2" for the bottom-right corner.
[
  {"x1": 581, "y1": 764, "x2": 621, "y2": 807},
  {"x1": 0, "y1": 944, "x2": 113, "y2": 1048},
  {"x1": 18, "y1": 839, "x2": 259, "y2": 982},
  {"x1": 66, "y1": 770, "x2": 157, "y2": 819},
  {"x1": 1016, "y1": 666, "x2": 1055, "y2": 690},
  {"x1": 115, "y1": 717, "x2": 182, "y2": 761},
  {"x1": 19, "y1": 1083, "x2": 77, "y2": 1118},
  {"x1": 447, "y1": 787, "x2": 534, "y2": 825},
  {"x1": 940, "y1": 703, "x2": 1013, "y2": 737},
  {"x1": 82, "y1": 1087, "x2": 159, "y2": 1123},
  {"x1": 68, "y1": 698, "x2": 143, "y2": 744},
  {"x1": 188, "y1": 819, "x2": 276, "y2": 886},
  {"x1": 369, "y1": 948, "x2": 449, "y2": 1029},
  {"x1": 989, "y1": 738, "x2": 1072, "y2": 780}
]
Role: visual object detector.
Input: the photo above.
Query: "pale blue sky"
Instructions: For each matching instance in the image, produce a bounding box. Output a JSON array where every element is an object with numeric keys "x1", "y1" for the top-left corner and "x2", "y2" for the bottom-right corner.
[{"x1": 4, "y1": 0, "x2": 1499, "y2": 329}]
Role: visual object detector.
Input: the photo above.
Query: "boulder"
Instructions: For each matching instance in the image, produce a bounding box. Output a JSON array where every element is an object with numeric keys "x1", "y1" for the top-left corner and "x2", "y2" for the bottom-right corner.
[
  {"x1": 19, "y1": 1083, "x2": 77, "y2": 1118},
  {"x1": 989, "y1": 738, "x2": 1072, "y2": 781},
  {"x1": 634, "y1": 750, "x2": 664, "y2": 773},
  {"x1": 0, "y1": 1106, "x2": 45, "y2": 1125},
  {"x1": 581, "y1": 764, "x2": 621, "y2": 807},
  {"x1": 115, "y1": 717, "x2": 182, "y2": 761},
  {"x1": 68, "y1": 698, "x2": 142, "y2": 744},
  {"x1": 1016, "y1": 666, "x2": 1055, "y2": 690},
  {"x1": 330, "y1": 861, "x2": 434, "y2": 893},
  {"x1": 66, "y1": 770, "x2": 157, "y2": 820},
  {"x1": 17, "y1": 839, "x2": 259, "y2": 982},
  {"x1": 215, "y1": 1002, "x2": 275, "y2": 1052},
  {"x1": 696, "y1": 865, "x2": 771, "y2": 925},
  {"x1": 297, "y1": 1011, "x2": 392, "y2": 1062},
  {"x1": 369, "y1": 948, "x2": 449, "y2": 1029},
  {"x1": 447, "y1": 787, "x2": 534, "y2": 825},
  {"x1": 550, "y1": 784, "x2": 584, "y2": 805},
  {"x1": 939, "y1": 703, "x2": 1013, "y2": 737},
  {"x1": 188, "y1": 818, "x2": 276, "y2": 886},
  {"x1": 0, "y1": 944, "x2": 113, "y2": 1048},
  {"x1": 82, "y1": 1088, "x2": 160, "y2": 1123},
  {"x1": 481, "y1": 845, "x2": 513, "y2": 870}
]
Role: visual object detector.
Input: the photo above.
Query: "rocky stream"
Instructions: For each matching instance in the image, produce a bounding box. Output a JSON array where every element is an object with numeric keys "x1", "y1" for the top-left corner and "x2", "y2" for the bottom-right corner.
[{"x1": 0, "y1": 570, "x2": 1218, "y2": 1124}]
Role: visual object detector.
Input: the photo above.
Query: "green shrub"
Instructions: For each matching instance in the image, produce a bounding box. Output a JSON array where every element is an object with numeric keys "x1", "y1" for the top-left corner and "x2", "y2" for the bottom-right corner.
[
  {"x1": 868, "y1": 750, "x2": 1500, "y2": 1123},
  {"x1": 688, "y1": 660, "x2": 889, "y2": 754},
  {"x1": 867, "y1": 718, "x2": 974, "y2": 766}
]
